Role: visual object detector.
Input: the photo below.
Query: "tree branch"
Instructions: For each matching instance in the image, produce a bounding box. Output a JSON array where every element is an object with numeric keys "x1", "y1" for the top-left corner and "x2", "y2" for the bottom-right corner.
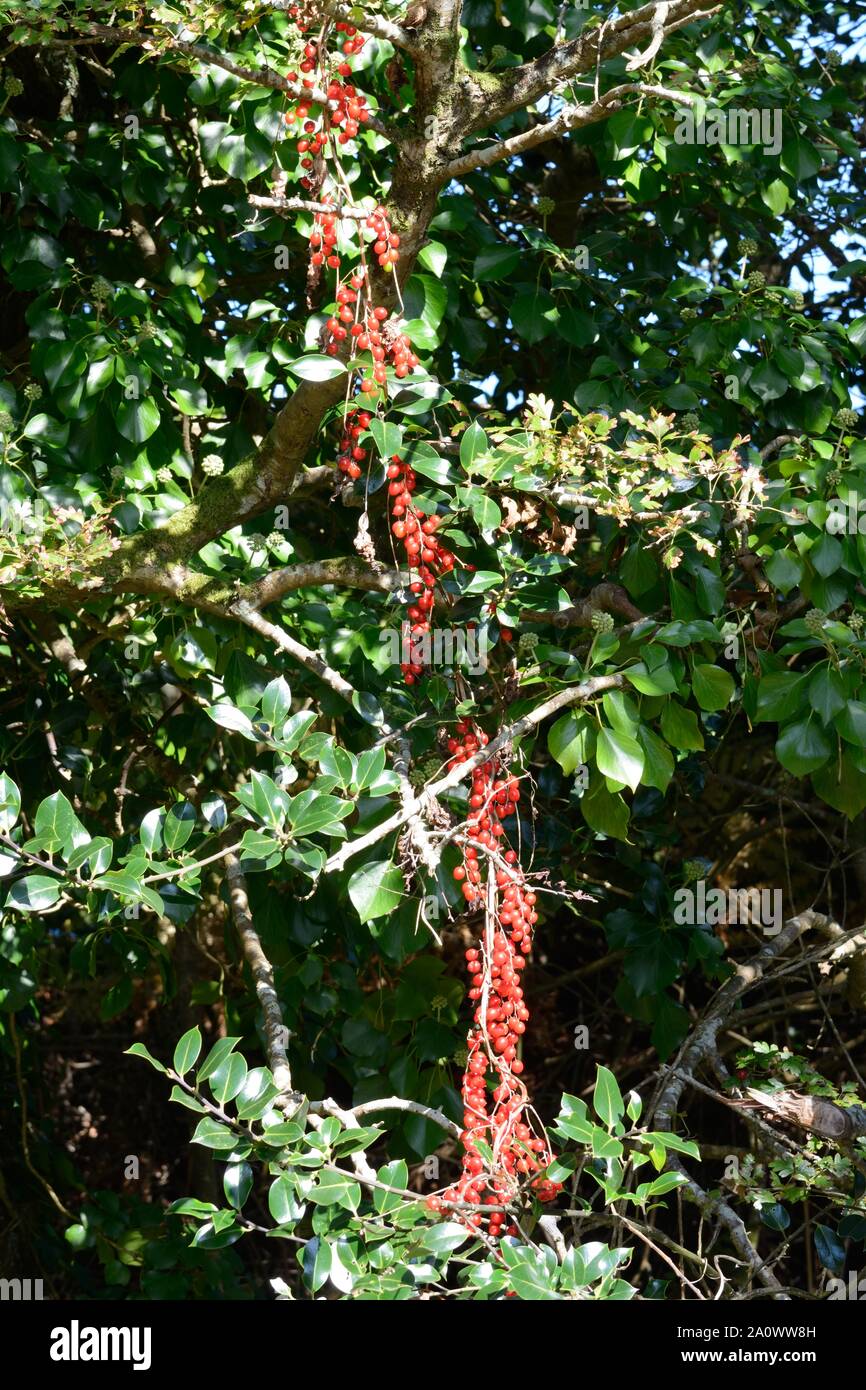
[
  {"x1": 323, "y1": 672, "x2": 626, "y2": 875},
  {"x1": 240, "y1": 557, "x2": 407, "y2": 611},
  {"x1": 223, "y1": 849, "x2": 301, "y2": 1107},
  {"x1": 466, "y1": 0, "x2": 720, "y2": 133},
  {"x1": 446, "y1": 82, "x2": 696, "y2": 179}
]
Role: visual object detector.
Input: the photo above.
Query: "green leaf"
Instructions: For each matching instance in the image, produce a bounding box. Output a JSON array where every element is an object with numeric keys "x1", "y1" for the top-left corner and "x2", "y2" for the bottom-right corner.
[
  {"x1": 580, "y1": 778, "x2": 630, "y2": 841},
  {"x1": 259, "y1": 677, "x2": 292, "y2": 732},
  {"x1": 775, "y1": 719, "x2": 832, "y2": 776},
  {"x1": 163, "y1": 801, "x2": 196, "y2": 853},
  {"x1": 548, "y1": 711, "x2": 592, "y2": 776},
  {"x1": 460, "y1": 421, "x2": 489, "y2": 471},
  {"x1": 216, "y1": 129, "x2": 272, "y2": 181},
  {"x1": 208, "y1": 1053, "x2": 248, "y2": 1106},
  {"x1": 224, "y1": 1161, "x2": 253, "y2": 1211},
  {"x1": 754, "y1": 671, "x2": 808, "y2": 722},
  {"x1": 765, "y1": 548, "x2": 803, "y2": 594},
  {"x1": 287, "y1": 790, "x2": 353, "y2": 836},
  {"x1": 269, "y1": 1174, "x2": 304, "y2": 1225},
  {"x1": 373, "y1": 1160, "x2": 408, "y2": 1215},
  {"x1": 635, "y1": 726, "x2": 674, "y2": 793},
  {"x1": 592, "y1": 1065, "x2": 625, "y2": 1128},
  {"x1": 511, "y1": 288, "x2": 557, "y2": 344},
  {"x1": 808, "y1": 666, "x2": 846, "y2": 723},
  {"x1": 473, "y1": 244, "x2": 521, "y2": 281},
  {"x1": 368, "y1": 418, "x2": 404, "y2": 459},
  {"x1": 660, "y1": 700, "x2": 704, "y2": 751},
  {"x1": 595, "y1": 727, "x2": 644, "y2": 792},
  {"x1": 197, "y1": 1036, "x2": 242, "y2": 1084},
  {"x1": 814, "y1": 1223, "x2": 845, "y2": 1277},
  {"x1": 812, "y1": 751, "x2": 866, "y2": 820},
  {"x1": 206, "y1": 702, "x2": 257, "y2": 738},
  {"x1": 348, "y1": 861, "x2": 404, "y2": 923},
  {"x1": 0, "y1": 774, "x2": 21, "y2": 832},
  {"x1": 310, "y1": 1172, "x2": 362, "y2": 1210},
  {"x1": 235, "y1": 1067, "x2": 280, "y2": 1121},
  {"x1": 7, "y1": 874, "x2": 62, "y2": 911},
  {"x1": 836, "y1": 700, "x2": 866, "y2": 746},
  {"x1": 115, "y1": 395, "x2": 160, "y2": 443},
  {"x1": 190, "y1": 1117, "x2": 239, "y2": 1151},
  {"x1": 691, "y1": 663, "x2": 735, "y2": 712},
  {"x1": 303, "y1": 1236, "x2": 331, "y2": 1291},
  {"x1": 34, "y1": 791, "x2": 79, "y2": 854},
  {"x1": 66, "y1": 836, "x2": 112, "y2": 876},
  {"x1": 125, "y1": 1042, "x2": 167, "y2": 1073},
  {"x1": 761, "y1": 178, "x2": 790, "y2": 215},
  {"x1": 173, "y1": 1026, "x2": 202, "y2": 1075},
  {"x1": 422, "y1": 1222, "x2": 468, "y2": 1256},
  {"x1": 288, "y1": 354, "x2": 348, "y2": 382},
  {"x1": 811, "y1": 533, "x2": 842, "y2": 578}
]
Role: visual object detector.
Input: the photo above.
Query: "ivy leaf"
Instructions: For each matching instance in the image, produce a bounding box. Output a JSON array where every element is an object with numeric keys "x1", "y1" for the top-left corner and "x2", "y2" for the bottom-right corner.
[
  {"x1": 775, "y1": 719, "x2": 832, "y2": 777},
  {"x1": 580, "y1": 778, "x2": 630, "y2": 841},
  {"x1": 595, "y1": 727, "x2": 644, "y2": 792},
  {"x1": 691, "y1": 664, "x2": 735, "y2": 712},
  {"x1": 115, "y1": 395, "x2": 160, "y2": 443},
  {"x1": 348, "y1": 861, "x2": 404, "y2": 923}
]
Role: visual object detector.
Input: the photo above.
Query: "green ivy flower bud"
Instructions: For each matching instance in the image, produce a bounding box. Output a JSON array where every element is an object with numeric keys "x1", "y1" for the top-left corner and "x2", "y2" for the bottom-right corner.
[
  {"x1": 681, "y1": 306, "x2": 697, "y2": 320},
  {"x1": 747, "y1": 270, "x2": 766, "y2": 291},
  {"x1": 266, "y1": 530, "x2": 284, "y2": 550},
  {"x1": 682, "y1": 859, "x2": 704, "y2": 883},
  {"x1": 848, "y1": 612, "x2": 864, "y2": 636},
  {"x1": 490, "y1": 44, "x2": 508, "y2": 63},
  {"x1": 202, "y1": 454, "x2": 224, "y2": 477},
  {"x1": 518, "y1": 631, "x2": 539, "y2": 654},
  {"x1": 591, "y1": 610, "x2": 614, "y2": 633},
  {"x1": 156, "y1": 466, "x2": 172, "y2": 484},
  {"x1": 139, "y1": 321, "x2": 158, "y2": 340},
  {"x1": 247, "y1": 532, "x2": 267, "y2": 551},
  {"x1": 790, "y1": 290, "x2": 804, "y2": 310},
  {"x1": 4, "y1": 76, "x2": 24, "y2": 98},
  {"x1": 835, "y1": 408, "x2": 858, "y2": 431},
  {"x1": 536, "y1": 195, "x2": 556, "y2": 216},
  {"x1": 0, "y1": 409, "x2": 13, "y2": 435},
  {"x1": 738, "y1": 236, "x2": 758, "y2": 257},
  {"x1": 680, "y1": 412, "x2": 700, "y2": 433},
  {"x1": 23, "y1": 382, "x2": 42, "y2": 402},
  {"x1": 826, "y1": 49, "x2": 842, "y2": 67},
  {"x1": 826, "y1": 468, "x2": 841, "y2": 487},
  {"x1": 804, "y1": 607, "x2": 827, "y2": 635},
  {"x1": 110, "y1": 465, "x2": 125, "y2": 483},
  {"x1": 91, "y1": 276, "x2": 113, "y2": 303}
]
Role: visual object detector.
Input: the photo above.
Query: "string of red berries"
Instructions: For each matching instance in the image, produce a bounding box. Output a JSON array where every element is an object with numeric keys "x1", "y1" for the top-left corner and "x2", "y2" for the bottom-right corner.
[
  {"x1": 386, "y1": 454, "x2": 456, "y2": 684},
  {"x1": 426, "y1": 723, "x2": 561, "y2": 1233},
  {"x1": 365, "y1": 204, "x2": 401, "y2": 272},
  {"x1": 336, "y1": 407, "x2": 372, "y2": 480}
]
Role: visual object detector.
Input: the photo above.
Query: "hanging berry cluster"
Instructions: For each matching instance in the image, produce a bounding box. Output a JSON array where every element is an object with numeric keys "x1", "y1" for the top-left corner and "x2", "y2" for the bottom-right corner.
[
  {"x1": 282, "y1": 10, "x2": 418, "y2": 406},
  {"x1": 386, "y1": 454, "x2": 456, "y2": 684},
  {"x1": 336, "y1": 407, "x2": 372, "y2": 480},
  {"x1": 427, "y1": 723, "x2": 562, "y2": 1232}
]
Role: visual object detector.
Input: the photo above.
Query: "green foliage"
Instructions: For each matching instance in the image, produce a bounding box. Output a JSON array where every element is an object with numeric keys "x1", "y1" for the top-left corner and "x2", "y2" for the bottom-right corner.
[{"x1": 1, "y1": 0, "x2": 865, "y2": 1304}]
